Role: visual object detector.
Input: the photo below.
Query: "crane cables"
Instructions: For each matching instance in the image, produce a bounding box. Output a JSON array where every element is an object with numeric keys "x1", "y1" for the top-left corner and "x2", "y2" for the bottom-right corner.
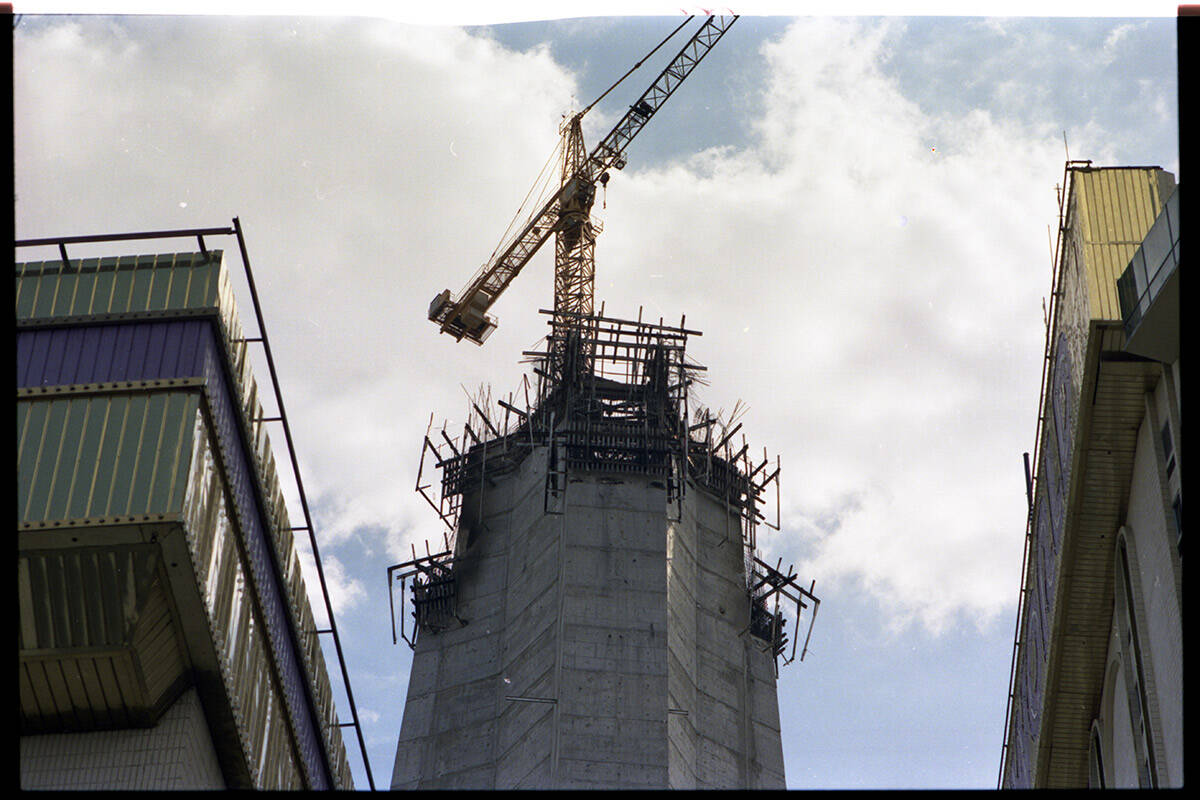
[
  {"x1": 485, "y1": 132, "x2": 567, "y2": 271},
  {"x1": 477, "y1": 16, "x2": 696, "y2": 294},
  {"x1": 579, "y1": 15, "x2": 695, "y2": 119}
]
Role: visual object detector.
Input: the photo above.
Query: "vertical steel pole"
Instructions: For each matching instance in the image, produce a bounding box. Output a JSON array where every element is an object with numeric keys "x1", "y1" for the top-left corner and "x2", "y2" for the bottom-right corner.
[{"x1": 231, "y1": 217, "x2": 376, "y2": 790}]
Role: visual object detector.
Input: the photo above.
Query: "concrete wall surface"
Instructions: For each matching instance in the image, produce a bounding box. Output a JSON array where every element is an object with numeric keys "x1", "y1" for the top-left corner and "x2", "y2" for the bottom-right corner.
[
  {"x1": 391, "y1": 446, "x2": 785, "y2": 789},
  {"x1": 667, "y1": 482, "x2": 785, "y2": 788}
]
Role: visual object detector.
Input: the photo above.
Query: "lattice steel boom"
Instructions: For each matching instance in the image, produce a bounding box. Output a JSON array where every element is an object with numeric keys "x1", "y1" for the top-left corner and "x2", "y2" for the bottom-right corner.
[{"x1": 427, "y1": 15, "x2": 737, "y2": 347}]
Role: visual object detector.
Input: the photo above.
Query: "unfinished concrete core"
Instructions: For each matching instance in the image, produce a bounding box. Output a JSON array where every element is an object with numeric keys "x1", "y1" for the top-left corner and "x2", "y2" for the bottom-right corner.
[{"x1": 390, "y1": 312, "x2": 807, "y2": 789}]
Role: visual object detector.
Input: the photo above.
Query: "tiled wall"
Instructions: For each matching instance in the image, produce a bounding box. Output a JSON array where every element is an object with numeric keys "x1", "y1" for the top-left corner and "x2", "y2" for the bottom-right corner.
[{"x1": 20, "y1": 687, "x2": 225, "y2": 790}]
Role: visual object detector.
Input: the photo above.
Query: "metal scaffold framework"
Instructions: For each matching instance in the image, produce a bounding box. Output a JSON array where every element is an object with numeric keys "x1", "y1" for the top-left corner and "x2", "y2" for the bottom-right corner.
[
  {"x1": 391, "y1": 14, "x2": 819, "y2": 679},
  {"x1": 389, "y1": 307, "x2": 819, "y2": 675}
]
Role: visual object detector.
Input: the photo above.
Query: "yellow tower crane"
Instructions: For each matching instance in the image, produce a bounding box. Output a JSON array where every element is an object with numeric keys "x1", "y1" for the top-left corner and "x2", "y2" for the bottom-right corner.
[{"x1": 427, "y1": 15, "x2": 737, "y2": 377}]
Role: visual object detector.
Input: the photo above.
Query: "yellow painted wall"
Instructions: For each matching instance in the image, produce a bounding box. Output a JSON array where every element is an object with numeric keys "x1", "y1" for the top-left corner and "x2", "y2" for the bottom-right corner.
[{"x1": 1071, "y1": 168, "x2": 1172, "y2": 322}]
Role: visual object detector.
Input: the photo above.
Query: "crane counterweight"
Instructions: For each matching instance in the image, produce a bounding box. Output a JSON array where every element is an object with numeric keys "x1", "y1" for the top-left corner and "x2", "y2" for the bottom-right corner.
[{"x1": 428, "y1": 289, "x2": 451, "y2": 321}]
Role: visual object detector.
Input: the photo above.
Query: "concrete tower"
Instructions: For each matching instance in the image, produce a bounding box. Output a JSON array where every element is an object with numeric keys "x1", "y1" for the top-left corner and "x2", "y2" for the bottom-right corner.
[{"x1": 389, "y1": 312, "x2": 817, "y2": 789}]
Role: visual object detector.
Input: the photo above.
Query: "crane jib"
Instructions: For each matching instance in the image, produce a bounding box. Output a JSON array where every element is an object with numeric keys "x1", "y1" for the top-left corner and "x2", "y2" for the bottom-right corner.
[
  {"x1": 430, "y1": 15, "x2": 738, "y2": 344},
  {"x1": 586, "y1": 15, "x2": 737, "y2": 181}
]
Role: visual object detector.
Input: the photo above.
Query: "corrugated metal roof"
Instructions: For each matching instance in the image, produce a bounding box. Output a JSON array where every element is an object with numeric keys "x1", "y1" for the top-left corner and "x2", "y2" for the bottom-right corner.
[
  {"x1": 1072, "y1": 168, "x2": 1167, "y2": 322},
  {"x1": 15, "y1": 251, "x2": 225, "y2": 320},
  {"x1": 17, "y1": 390, "x2": 201, "y2": 525},
  {"x1": 14, "y1": 252, "x2": 246, "y2": 374},
  {"x1": 18, "y1": 545, "x2": 161, "y2": 651},
  {"x1": 16, "y1": 320, "x2": 212, "y2": 388}
]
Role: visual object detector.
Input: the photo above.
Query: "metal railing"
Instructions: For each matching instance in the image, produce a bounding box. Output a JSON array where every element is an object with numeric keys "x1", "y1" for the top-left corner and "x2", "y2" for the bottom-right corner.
[
  {"x1": 1117, "y1": 186, "x2": 1180, "y2": 337},
  {"x1": 996, "y1": 160, "x2": 1089, "y2": 788}
]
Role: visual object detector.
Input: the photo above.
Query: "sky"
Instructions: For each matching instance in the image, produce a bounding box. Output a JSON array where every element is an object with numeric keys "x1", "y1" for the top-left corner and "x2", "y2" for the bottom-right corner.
[{"x1": 13, "y1": 2, "x2": 1179, "y2": 790}]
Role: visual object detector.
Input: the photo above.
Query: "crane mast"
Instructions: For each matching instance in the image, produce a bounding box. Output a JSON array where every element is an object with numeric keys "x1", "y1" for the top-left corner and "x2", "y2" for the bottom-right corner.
[
  {"x1": 554, "y1": 113, "x2": 596, "y2": 335},
  {"x1": 428, "y1": 15, "x2": 737, "y2": 377}
]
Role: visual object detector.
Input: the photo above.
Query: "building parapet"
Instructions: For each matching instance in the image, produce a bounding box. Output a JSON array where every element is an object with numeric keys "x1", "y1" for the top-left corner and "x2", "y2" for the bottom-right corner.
[{"x1": 1117, "y1": 187, "x2": 1180, "y2": 362}]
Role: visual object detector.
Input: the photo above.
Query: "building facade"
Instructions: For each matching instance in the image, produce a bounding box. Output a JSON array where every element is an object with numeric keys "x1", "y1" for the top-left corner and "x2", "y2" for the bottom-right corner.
[
  {"x1": 389, "y1": 312, "x2": 815, "y2": 789},
  {"x1": 17, "y1": 245, "x2": 355, "y2": 789},
  {"x1": 1000, "y1": 164, "x2": 1181, "y2": 788}
]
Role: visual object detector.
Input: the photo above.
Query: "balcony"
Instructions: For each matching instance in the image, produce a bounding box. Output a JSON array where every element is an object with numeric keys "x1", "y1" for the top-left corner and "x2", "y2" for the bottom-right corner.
[{"x1": 1117, "y1": 187, "x2": 1180, "y2": 362}]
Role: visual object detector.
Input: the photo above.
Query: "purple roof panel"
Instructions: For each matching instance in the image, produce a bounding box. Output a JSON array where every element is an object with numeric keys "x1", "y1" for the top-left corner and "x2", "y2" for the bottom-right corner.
[{"x1": 15, "y1": 320, "x2": 212, "y2": 388}]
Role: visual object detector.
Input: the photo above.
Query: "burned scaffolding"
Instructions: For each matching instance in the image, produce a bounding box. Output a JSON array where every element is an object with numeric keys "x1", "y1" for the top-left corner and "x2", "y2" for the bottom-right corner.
[{"x1": 388, "y1": 309, "x2": 819, "y2": 675}]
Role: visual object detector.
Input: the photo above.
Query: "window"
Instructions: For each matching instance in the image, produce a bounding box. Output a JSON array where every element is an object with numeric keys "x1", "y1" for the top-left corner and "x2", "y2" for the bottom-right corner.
[
  {"x1": 1088, "y1": 722, "x2": 1106, "y2": 788},
  {"x1": 1117, "y1": 538, "x2": 1158, "y2": 787},
  {"x1": 1172, "y1": 494, "x2": 1182, "y2": 556},
  {"x1": 1160, "y1": 421, "x2": 1175, "y2": 480}
]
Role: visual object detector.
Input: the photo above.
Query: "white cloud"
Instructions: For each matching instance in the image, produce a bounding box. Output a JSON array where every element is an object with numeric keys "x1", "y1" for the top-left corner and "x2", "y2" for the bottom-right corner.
[
  {"x1": 293, "y1": 543, "x2": 367, "y2": 619},
  {"x1": 596, "y1": 17, "x2": 1063, "y2": 632},
  {"x1": 15, "y1": 14, "x2": 1170, "y2": 638},
  {"x1": 16, "y1": 15, "x2": 580, "y2": 560},
  {"x1": 16, "y1": 17, "x2": 1177, "y2": 790},
  {"x1": 1101, "y1": 21, "x2": 1140, "y2": 64}
]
